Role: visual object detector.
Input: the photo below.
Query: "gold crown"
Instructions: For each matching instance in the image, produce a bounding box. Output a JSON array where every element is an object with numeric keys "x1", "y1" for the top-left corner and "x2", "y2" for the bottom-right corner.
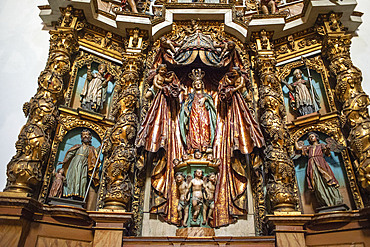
[{"x1": 189, "y1": 68, "x2": 205, "y2": 81}]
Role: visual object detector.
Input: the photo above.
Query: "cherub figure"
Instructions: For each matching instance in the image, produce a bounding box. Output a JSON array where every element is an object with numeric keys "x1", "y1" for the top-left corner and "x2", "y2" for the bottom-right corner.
[
  {"x1": 220, "y1": 41, "x2": 236, "y2": 59},
  {"x1": 186, "y1": 19, "x2": 201, "y2": 35},
  {"x1": 260, "y1": 0, "x2": 279, "y2": 15},
  {"x1": 160, "y1": 36, "x2": 177, "y2": 54},
  {"x1": 188, "y1": 169, "x2": 205, "y2": 222},
  {"x1": 49, "y1": 168, "x2": 66, "y2": 198},
  {"x1": 176, "y1": 172, "x2": 190, "y2": 227},
  {"x1": 295, "y1": 132, "x2": 344, "y2": 208},
  {"x1": 145, "y1": 64, "x2": 176, "y2": 99},
  {"x1": 225, "y1": 67, "x2": 250, "y2": 100},
  {"x1": 202, "y1": 172, "x2": 217, "y2": 225}
]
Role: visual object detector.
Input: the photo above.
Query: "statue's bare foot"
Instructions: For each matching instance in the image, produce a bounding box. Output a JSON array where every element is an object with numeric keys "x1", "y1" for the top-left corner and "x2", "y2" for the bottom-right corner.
[
  {"x1": 183, "y1": 222, "x2": 187, "y2": 227},
  {"x1": 202, "y1": 220, "x2": 206, "y2": 225}
]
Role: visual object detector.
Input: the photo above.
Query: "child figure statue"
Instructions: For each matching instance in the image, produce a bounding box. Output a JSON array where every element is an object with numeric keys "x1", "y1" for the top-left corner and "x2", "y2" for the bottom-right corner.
[
  {"x1": 145, "y1": 64, "x2": 181, "y2": 99},
  {"x1": 49, "y1": 168, "x2": 66, "y2": 198},
  {"x1": 202, "y1": 172, "x2": 217, "y2": 225},
  {"x1": 188, "y1": 169, "x2": 205, "y2": 222},
  {"x1": 175, "y1": 172, "x2": 190, "y2": 227}
]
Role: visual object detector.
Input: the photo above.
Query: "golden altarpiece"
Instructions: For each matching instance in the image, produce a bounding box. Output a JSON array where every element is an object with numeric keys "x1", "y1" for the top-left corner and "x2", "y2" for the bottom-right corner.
[{"x1": 0, "y1": 0, "x2": 369, "y2": 246}]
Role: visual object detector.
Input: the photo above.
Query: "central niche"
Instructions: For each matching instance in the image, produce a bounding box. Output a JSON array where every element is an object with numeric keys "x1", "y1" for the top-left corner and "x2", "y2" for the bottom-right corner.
[{"x1": 136, "y1": 19, "x2": 264, "y2": 233}]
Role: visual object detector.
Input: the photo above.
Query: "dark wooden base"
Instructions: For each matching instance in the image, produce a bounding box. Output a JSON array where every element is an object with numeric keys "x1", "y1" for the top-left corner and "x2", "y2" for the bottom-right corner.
[
  {"x1": 47, "y1": 196, "x2": 86, "y2": 208},
  {"x1": 315, "y1": 203, "x2": 349, "y2": 213}
]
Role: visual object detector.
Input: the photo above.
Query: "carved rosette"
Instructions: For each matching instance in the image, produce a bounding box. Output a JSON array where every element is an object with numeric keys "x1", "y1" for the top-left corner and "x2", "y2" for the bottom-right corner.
[
  {"x1": 102, "y1": 57, "x2": 141, "y2": 211},
  {"x1": 4, "y1": 6, "x2": 81, "y2": 194},
  {"x1": 319, "y1": 13, "x2": 370, "y2": 195},
  {"x1": 252, "y1": 30, "x2": 297, "y2": 212}
]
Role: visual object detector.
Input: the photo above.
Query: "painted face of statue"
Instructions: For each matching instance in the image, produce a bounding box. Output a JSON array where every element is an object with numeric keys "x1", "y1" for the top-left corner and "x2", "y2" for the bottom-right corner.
[
  {"x1": 98, "y1": 67, "x2": 106, "y2": 75},
  {"x1": 158, "y1": 66, "x2": 167, "y2": 76},
  {"x1": 309, "y1": 133, "x2": 317, "y2": 143},
  {"x1": 176, "y1": 174, "x2": 184, "y2": 183},
  {"x1": 209, "y1": 174, "x2": 216, "y2": 183},
  {"x1": 294, "y1": 70, "x2": 303, "y2": 80},
  {"x1": 59, "y1": 168, "x2": 65, "y2": 175},
  {"x1": 173, "y1": 159, "x2": 180, "y2": 166},
  {"x1": 194, "y1": 151, "x2": 202, "y2": 159},
  {"x1": 195, "y1": 169, "x2": 203, "y2": 178},
  {"x1": 81, "y1": 130, "x2": 92, "y2": 144},
  {"x1": 193, "y1": 80, "x2": 203, "y2": 91}
]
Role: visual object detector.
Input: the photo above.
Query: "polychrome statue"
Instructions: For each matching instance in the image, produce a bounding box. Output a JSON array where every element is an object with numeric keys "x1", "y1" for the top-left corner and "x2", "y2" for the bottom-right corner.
[
  {"x1": 136, "y1": 65, "x2": 184, "y2": 224},
  {"x1": 283, "y1": 68, "x2": 320, "y2": 116},
  {"x1": 59, "y1": 129, "x2": 100, "y2": 200},
  {"x1": 48, "y1": 168, "x2": 65, "y2": 198},
  {"x1": 295, "y1": 132, "x2": 344, "y2": 208},
  {"x1": 80, "y1": 63, "x2": 111, "y2": 113},
  {"x1": 175, "y1": 172, "x2": 190, "y2": 227},
  {"x1": 179, "y1": 68, "x2": 217, "y2": 153},
  {"x1": 212, "y1": 68, "x2": 265, "y2": 226}
]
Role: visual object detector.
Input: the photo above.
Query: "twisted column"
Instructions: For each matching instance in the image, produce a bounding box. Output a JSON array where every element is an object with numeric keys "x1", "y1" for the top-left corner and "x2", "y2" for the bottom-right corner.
[
  {"x1": 4, "y1": 6, "x2": 81, "y2": 195},
  {"x1": 252, "y1": 30, "x2": 297, "y2": 212}
]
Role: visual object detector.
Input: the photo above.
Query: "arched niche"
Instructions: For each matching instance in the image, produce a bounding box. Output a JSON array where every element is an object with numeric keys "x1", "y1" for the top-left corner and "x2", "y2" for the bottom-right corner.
[{"x1": 294, "y1": 131, "x2": 353, "y2": 214}]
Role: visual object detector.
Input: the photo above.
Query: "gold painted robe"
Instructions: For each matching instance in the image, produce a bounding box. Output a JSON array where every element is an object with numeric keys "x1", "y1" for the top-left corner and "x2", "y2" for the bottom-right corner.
[
  {"x1": 136, "y1": 88, "x2": 184, "y2": 224},
  {"x1": 213, "y1": 85, "x2": 264, "y2": 227}
]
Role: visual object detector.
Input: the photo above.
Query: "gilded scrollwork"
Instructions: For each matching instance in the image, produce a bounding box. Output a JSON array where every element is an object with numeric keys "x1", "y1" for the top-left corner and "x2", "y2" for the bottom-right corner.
[
  {"x1": 274, "y1": 33, "x2": 320, "y2": 58},
  {"x1": 98, "y1": 53, "x2": 142, "y2": 213},
  {"x1": 80, "y1": 23, "x2": 125, "y2": 58}
]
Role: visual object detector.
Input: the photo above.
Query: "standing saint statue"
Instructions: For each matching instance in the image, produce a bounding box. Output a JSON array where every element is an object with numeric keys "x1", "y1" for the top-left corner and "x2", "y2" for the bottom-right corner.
[
  {"x1": 59, "y1": 129, "x2": 100, "y2": 209},
  {"x1": 80, "y1": 63, "x2": 112, "y2": 113},
  {"x1": 283, "y1": 68, "x2": 320, "y2": 116},
  {"x1": 179, "y1": 68, "x2": 217, "y2": 153},
  {"x1": 295, "y1": 132, "x2": 344, "y2": 208},
  {"x1": 175, "y1": 172, "x2": 189, "y2": 227}
]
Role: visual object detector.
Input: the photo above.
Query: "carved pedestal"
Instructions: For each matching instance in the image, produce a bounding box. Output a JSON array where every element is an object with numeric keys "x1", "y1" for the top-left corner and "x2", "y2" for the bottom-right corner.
[
  {"x1": 90, "y1": 211, "x2": 133, "y2": 247},
  {"x1": 266, "y1": 213, "x2": 311, "y2": 247}
]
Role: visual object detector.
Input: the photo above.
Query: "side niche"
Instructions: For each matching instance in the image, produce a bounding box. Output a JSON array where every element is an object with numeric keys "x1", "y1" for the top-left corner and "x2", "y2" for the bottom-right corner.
[
  {"x1": 279, "y1": 57, "x2": 334, "y2": 123},
  {"x1": 293, "y1": 131, "x2": 353, "y2": 214},
  {"x1": 70, "y1": 62, "x2": 115, "y2": 115},
  {"x1": 48, "y1": 127, "x2": 102, "y2": 211}
]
